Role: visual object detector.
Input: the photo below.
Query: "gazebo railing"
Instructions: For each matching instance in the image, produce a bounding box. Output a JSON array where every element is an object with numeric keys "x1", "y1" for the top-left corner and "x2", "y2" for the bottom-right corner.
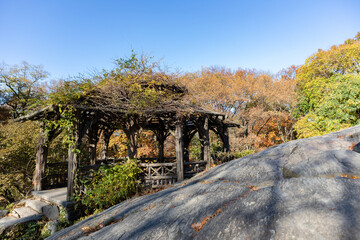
[
  {"x1": 42, "y1": 158, "x2": 207, "y2": 190},
  {"x1": 139, "y1": 162, "x2": 177, "y2": 188},
  {"x1": 43, "y1": 162, "x2": 68, "y2": 189},
  {"x1": 184, "y1": 161, "x2": 207, "y2": 178}
]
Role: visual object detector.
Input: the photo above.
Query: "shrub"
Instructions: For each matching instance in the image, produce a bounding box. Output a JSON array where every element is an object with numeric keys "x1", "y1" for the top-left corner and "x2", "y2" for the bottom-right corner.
[
  {"x1": 74, "y1": 159, "x2": 142, "y2": 214},
  {"x1": 0, "y1": 121, "x2": 39, "y2": 206},
  {"x1": 213, "y1": 150, "x2": 255, "y2": 165}
]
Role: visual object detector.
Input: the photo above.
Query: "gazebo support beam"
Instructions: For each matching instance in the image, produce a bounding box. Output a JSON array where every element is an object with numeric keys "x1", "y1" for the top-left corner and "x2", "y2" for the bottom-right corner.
[
  {"x1": 152, "y1": 119, "x2": 169, "y2": 163},
  {"x1": 198, "y1": 116, "x2": 212, "y2": 169},
  {"x1": 34, "y1": 125, "x2": 60, "y2": 191},
  {"x1": 223, "y1": 125, "x2": 230, "y2": 152},
  {"x1": 203, "y1": 116, "x2": 212, "y2": 169},
  {"x1": 88, "y1": 125, "x2": 100, "y2": 165},
  {"x1": 67, "y1": 118, "x2": 87, "y2": 201},
  {"x1": 100, "y1": 127, "x2": 114, "y2": 160},
  {"x1": 124, "y1": 116, "x2": 140, "y2": 159},
  {"x1": 175, "y1": 117, "x2": 184, "y2": 182}
]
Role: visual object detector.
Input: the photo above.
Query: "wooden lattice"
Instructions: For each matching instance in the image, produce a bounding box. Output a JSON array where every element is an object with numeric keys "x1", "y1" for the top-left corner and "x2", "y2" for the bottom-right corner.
[{"x1": 139, "y1": 163, "x2": 177, "y2": 188}]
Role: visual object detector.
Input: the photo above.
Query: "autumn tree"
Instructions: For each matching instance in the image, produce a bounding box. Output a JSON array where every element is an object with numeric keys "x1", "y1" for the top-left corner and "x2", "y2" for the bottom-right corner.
[
  {"x1": 181, "y1": 66, "x2": 297, "y2": 151},
  {"x1": 0, "y1": 61, "x2": 48, "y2": 118},
  {"x1": 294, "y1": 32, "x2": 360, "y2": 138}
]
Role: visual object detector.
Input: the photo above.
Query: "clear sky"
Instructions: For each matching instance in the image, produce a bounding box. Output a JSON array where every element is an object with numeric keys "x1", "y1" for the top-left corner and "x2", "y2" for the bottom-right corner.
[{"x1": 0, "y1": 0, "x2": 359, "y2": 79}]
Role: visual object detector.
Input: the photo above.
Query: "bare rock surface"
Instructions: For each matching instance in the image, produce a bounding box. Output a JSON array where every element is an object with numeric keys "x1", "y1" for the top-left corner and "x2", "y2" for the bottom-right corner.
[
  {"x1": 43, "y1": 205, "x2": 60, "y2": 220},
  {"x1": 12, "y1": 207, "x2": 39, "y2": 218},
  {"x1": 25, "y1": 198, "x2": 49, "y2": 213},
  {"x1": 49, "y1": 125, "x2": 360, "y2": 240},
  {"x1": 0, "y1": 210, "x2": 8, "y2": 218}
]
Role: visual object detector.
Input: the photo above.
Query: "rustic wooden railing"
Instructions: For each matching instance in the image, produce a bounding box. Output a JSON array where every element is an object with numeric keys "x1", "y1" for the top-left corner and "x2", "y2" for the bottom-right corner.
[
  {"x1": 184, "y1": 160, "x2": 207, "y2": 178},
  {"x1": 43, "y1": 158, "x2": 207, "y2": 190},
  {"x1": 43, "y1": 159, "x2": 126, "y2": 189},
  {"x1": 43, "y1": 162, "x2": 68, "y2": 189},
  {"x1": 138, "y1": 157, "x2": 176, "y2": 163},
  {"x1": 139, "y1": 162, "x2": 177, "y2": 188}
]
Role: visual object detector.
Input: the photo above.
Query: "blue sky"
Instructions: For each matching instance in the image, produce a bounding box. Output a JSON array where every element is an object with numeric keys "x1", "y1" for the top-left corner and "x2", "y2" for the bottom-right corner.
[{"x1": 0, "y1": 0, "x2": 359, "y2": 79}]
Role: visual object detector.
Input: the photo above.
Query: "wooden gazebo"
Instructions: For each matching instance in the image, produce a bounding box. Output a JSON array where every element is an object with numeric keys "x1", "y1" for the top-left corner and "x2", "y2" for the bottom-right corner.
[{"x1": 19, "y1": 81, "x2": 237, "y2": 201}]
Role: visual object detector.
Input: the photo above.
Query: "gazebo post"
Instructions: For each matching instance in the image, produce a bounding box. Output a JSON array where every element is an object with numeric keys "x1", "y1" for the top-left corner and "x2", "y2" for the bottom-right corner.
[
  {"x1": 67, "y1": 119, "x2": 87, "y2": 201},
  {"x1": 88, "y1": 125, "x2": 100, "y2": 165},
  {"x1": 34, "y1": 124, "x2": 59, "y2": 191},
  {"x1": 124, "y1": 116, "x2": 140, "y2": 159},
  {"x1": 153, "y1": 121, "x2": 169, "y2": 163},
  {"x1": 223, "y1": 124, "x2": 230, "y2": 152},
  {"x1": 202, "y1": 116, "x2": 212, "y2": 169},
  {"x1": 100, "y1": 127, "x2": 114, "y2": 160},
  {"x1": 175, "y1": 116, "x2": 184, "y2": 182},
  {"x1": 183, "y1": 130, "x2": 197, "y2": 162},
  {"x1": 34, "y1": 127, "x2": 48, "y2": 191},
  {"x1": 157, "y1": 134, "x2": 166, "y2": 162}
]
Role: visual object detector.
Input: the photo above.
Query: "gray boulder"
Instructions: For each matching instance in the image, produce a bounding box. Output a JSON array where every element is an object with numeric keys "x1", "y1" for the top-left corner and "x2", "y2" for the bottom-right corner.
[
  {"x1": 0, "y1": 210, "x2": 8, "y2": 218},
  {"x1": 43, "y1": 205, "x2": 60, "y2": 220},
  {"x1": 48, "y1": 125, "x2": 360, "y2": 240}
]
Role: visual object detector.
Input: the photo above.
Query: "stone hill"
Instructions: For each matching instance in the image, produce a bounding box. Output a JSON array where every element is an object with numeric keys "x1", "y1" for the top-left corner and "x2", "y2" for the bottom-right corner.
[{"x1": 49, "y1": 125, "x2": 360, "y2": 240}]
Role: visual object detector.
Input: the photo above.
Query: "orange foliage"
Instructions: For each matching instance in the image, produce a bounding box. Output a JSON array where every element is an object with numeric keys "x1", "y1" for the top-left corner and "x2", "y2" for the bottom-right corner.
[{"x1": 181, "y1": 66, "x2": 298, "y2": 152}]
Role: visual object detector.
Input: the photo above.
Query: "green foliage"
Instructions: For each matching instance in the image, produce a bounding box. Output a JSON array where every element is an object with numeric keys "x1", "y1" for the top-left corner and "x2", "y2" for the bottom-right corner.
[
  {"x1": 0, "y1": 121, "x2": 39, "y2": 205},
  {"x1": 294, "y1": 32, "x2": 360, "y2": 138},
  {"x1": 213, "y1": 150, "x2": 255, "y2": 165},
  {"x1": 0, "y1": 61, "x2": 48, "y2": 118},
  {"x1": 54, "y1": 206, "x2": 71, "y2": 232},
  {"x1": 295, "y1": 74, "x2": 360, "y2": 138},
  {"x1": 0, "y1": 221, "x2": 46, "y2": 240},
  {"x1": 96, "y1": 52, "x2": 179, "y2": 114},
  {"x1": 295, "y1": 33, "x2": 360, "y2": 115},
  {"x1": 0, "y1": 121, "x2": 67, "y2": 207},
  {"x1": 189, "y1": 135, "x2": 201, "y2": 161},
  {"x1": 47, "y1": 78, "x2": 95, "y2": 106},
  {"x1": 74, "y1": 159, "x2": 142, "y2": 214}
]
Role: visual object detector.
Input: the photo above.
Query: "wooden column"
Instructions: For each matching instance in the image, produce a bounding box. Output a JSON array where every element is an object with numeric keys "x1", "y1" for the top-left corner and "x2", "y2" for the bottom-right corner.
[
  {"x1": 33, "y1": 127, "x2": 49, "y2": 191},
  {"x1": 153, "y1": 121, "x2": 169, "y2": 163},
  {"x1": 175, "y1": 117, "x2": 184, "y2": 182},
  {"x1": 157, "y1": 136, "x2": 165, "y2": 162},
  {"x1": 183, "y1": 130, "x2": 196, "y2": 162},
  {"x1": 67, "y1": 141, "x2": 77, "y2": 201},
  {"x1": 67, "y1": 119, "x2": 87, "y2": 201},
  {"x1": 100, "y1": 127, "x2": 113, "y2": 160},
  {"x1": 88, "y1": 125, "x2": 100, "y2": 165},
  {"x1": 34, "y1": 125, "x2": 59, "y2": 191},
  {"x1": 223, "y1": 125, "x2": 230, "y2": 152},
  {"x1": 202, "y1": 116, "x2": 212, "y2": 169},
  {"x1": 123, "y1": 116, "x2": 140, "y2": 159}
]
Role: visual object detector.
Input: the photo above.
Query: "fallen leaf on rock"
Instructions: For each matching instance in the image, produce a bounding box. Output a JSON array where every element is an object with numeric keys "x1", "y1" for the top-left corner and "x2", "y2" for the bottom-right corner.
[
  {"x1": 191, "y1": 222, "x2": 202, "y2": 232},
  {"x1": 201, "y1": 180, "x2": 216, "y2": 184},
  {"x1": 248, "y1": 185, "x2": 259, "y2": 191}
]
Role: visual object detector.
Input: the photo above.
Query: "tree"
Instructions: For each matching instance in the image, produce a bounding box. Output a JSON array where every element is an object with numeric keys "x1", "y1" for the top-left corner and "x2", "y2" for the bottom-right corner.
[
  {"x1": 0, "y1": 61, "x2": 48, "y2": 118},
  {"x1": 180, "y1": 66, "x2": 297, "y2": 151},
  {"x1": 295, "y1": 74, "x2": 360, "y2": 138},
  {"x1": 294, "y1": 32, "x2": 360, "y2": 137},
  {"x1": 0, "y1": 121, "x2": 39, "y2": 205}
]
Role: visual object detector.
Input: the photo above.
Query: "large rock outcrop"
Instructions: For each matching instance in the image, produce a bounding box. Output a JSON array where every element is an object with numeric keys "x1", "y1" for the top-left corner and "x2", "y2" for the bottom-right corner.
[{"x1": 49, "y1": 126, "x2": 360, "y2": 240}]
